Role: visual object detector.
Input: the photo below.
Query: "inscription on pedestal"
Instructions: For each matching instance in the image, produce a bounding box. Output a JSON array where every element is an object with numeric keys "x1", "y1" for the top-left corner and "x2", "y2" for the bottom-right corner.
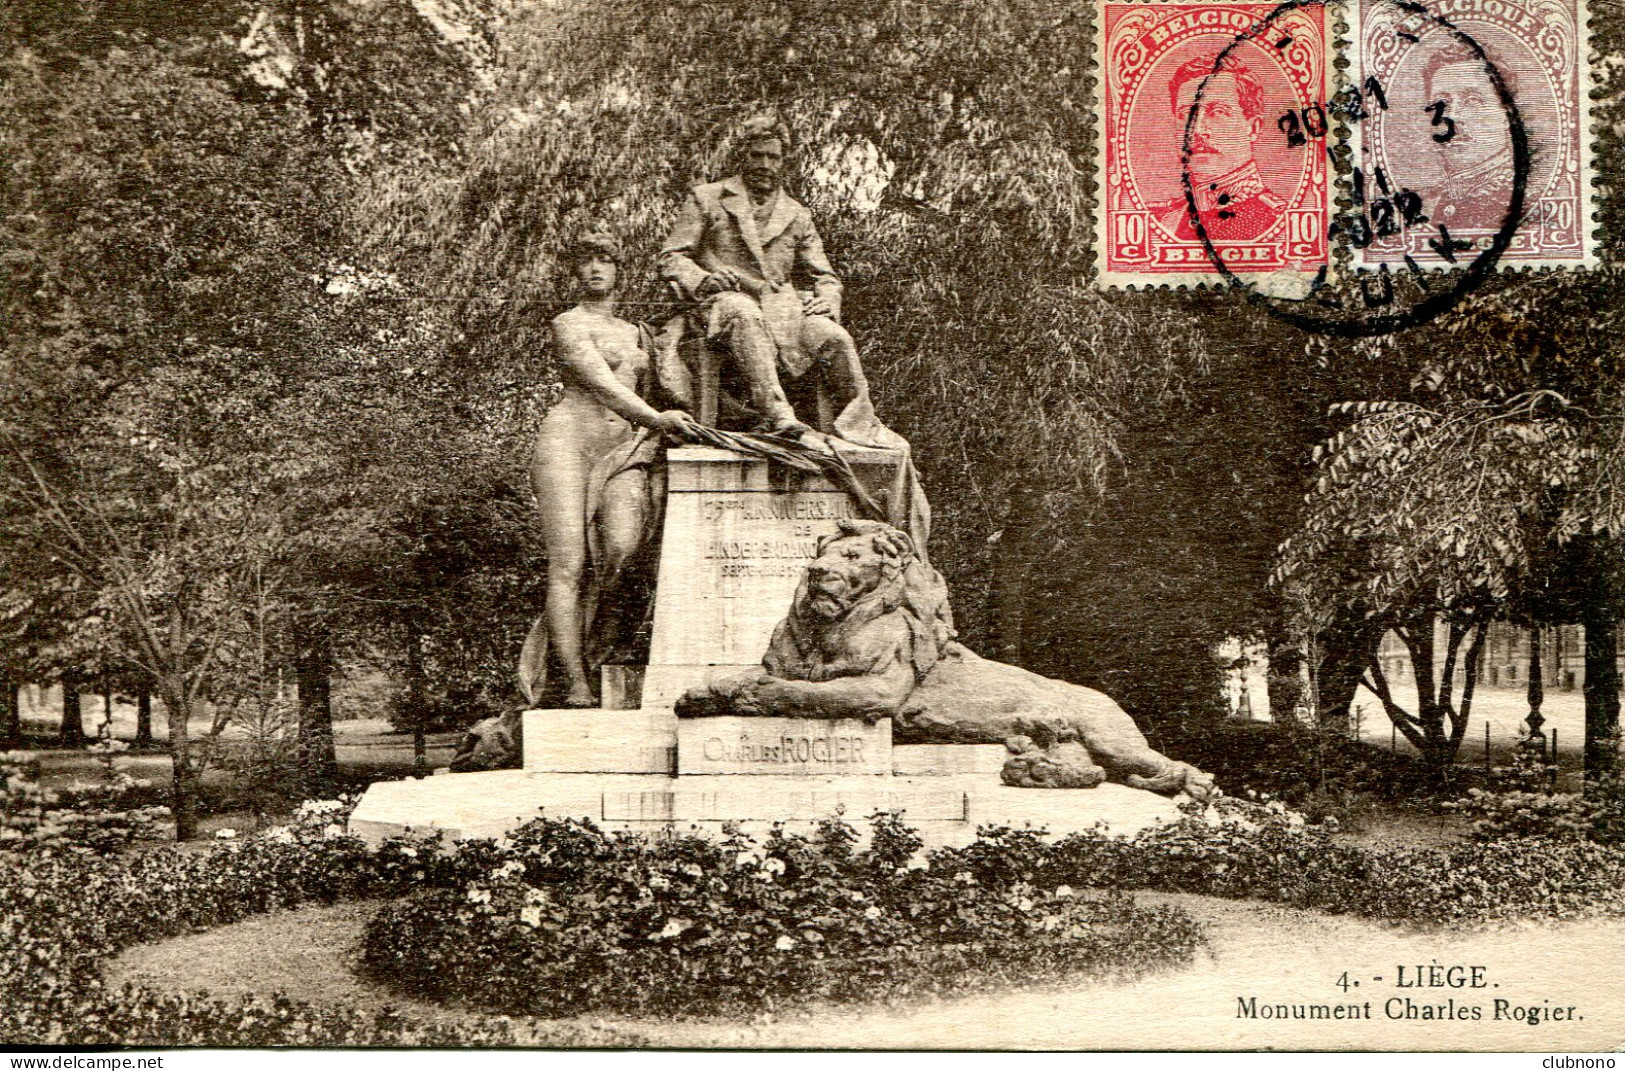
[
  {"x1": 700, "y1": 494, "x2": 850, "y2": 583},
  {"x1": 646, "y1": 448, "x2": 902, "y2": 704},
  {"x1": 677, "y1": 716, "x2": 891, "y2": 776}
]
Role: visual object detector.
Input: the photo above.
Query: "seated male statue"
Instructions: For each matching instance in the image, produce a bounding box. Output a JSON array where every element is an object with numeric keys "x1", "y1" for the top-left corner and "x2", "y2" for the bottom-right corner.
[
  {"x1": 659, "y1": 114, "x2": 930, "y2": 546},
  {"x1": 660, "y1": 115, "x2": 890, "y2": 447}
]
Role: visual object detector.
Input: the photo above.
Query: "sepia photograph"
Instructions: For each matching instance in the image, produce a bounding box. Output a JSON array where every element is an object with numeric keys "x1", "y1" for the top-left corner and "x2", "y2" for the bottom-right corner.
[{"x1": 1, "y1": 0, "x2": 1623, "y2": 1053}]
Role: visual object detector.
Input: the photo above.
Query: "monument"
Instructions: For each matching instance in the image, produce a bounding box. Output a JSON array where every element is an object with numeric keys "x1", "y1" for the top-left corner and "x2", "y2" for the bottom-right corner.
[{"x1": 351, "y1": 115, "x2": 1215, "y2": 848}]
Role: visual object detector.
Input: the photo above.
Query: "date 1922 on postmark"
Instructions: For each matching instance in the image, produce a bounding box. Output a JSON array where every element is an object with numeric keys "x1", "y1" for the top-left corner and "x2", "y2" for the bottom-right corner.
[{"x1": 1095, "y1": 0, "x2": 1331, "y2": 287}]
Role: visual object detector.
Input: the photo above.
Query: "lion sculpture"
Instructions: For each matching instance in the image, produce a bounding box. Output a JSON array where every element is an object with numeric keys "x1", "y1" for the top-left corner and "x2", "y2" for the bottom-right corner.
[{"x1": 676, "y1": 519, "x2": 1217, "y2": 799}]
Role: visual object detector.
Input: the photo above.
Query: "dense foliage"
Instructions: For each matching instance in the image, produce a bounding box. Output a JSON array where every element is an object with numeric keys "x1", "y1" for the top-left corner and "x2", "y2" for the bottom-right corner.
[
  {"x1": 360, "y1": 813, "x2": 1206, "y2": 1017},
  {"x1": 1447, "y1": 748, "x2": 1625, "y2": 845},
  {"x1": 1049, "y1": 798, "x2": 1625, "y2": 925}
]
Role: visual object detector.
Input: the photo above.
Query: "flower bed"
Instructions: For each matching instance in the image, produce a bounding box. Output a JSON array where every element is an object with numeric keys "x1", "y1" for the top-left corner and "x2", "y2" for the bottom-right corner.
[
  {"x1": 1, "y1": 749, "x2": 169, "y2": 854},
  {"x1": 359, "y1": 814, "x2": 1208, "y2": 1018},
  {"x1": 1047, "y1": 797, "x2": 1625, "y2": 925},
  {"x1": 8, "y1": 760, "x2": 1625, "y2": 1045},
  {"x1": 0, "y1": 799, "x2": 633, "y2": 1046}
]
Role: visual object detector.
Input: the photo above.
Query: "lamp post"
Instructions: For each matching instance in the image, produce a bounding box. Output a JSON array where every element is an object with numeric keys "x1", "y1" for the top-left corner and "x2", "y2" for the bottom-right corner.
[{"x1": 1524, "y1": 626, "x2": 1546, "y2": 744}]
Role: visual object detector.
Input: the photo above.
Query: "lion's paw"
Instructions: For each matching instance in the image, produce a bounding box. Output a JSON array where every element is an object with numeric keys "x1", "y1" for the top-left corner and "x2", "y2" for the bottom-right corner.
[{"x1": 1126, "y1": 762, "x2": 1220, "y2": 800}]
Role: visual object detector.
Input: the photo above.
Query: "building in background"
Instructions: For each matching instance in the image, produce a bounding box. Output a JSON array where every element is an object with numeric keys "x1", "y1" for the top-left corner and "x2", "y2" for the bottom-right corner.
[{"x1": 1376, "y1": 622, "x2": 1589, "y2": 692}]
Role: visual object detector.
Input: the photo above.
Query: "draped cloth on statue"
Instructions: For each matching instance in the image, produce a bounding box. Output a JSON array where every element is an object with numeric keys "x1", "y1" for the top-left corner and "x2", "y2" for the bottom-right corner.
[{"x1": 650, "y1": 314, "x2": 932, "y2": 559}]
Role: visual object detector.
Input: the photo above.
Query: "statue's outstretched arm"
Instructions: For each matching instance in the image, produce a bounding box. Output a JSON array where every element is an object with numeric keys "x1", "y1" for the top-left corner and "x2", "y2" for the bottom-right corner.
[{"x1": 552, "y1": 316, "x2": 667, "y2": 430}]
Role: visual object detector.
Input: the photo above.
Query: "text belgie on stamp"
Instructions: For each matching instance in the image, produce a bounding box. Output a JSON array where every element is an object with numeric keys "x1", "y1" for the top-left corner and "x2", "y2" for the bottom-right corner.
[
  {"x1": 1095, "y1": 0, "x2": 1331, "y2": 287},
  {"x1": 1353, "y1": 0, "x2": 1596, "y2": 268}
]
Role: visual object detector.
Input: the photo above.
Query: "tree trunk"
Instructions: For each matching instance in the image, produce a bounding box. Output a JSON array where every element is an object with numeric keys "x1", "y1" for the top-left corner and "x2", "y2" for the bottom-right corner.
[
  {"x1": 407, "y1": 623, "x2": 427, "y2": 775},
  {"x1": 989, "y1": 489, "x2": 1037, "y2": 666},
  {"x1": 136, "y1": 683, "x2": 153, "y2": 746},
  {"x1": 1266, "y1": 632, "x2": 1304, "y2": 722},
  {"x1": 100, "y1": 665, "x2": 113, "y2": 740},
  {"x1": 0, "y1": 666, "x2": 19, "y2": 748},
  {"x1": 1582, "y1": 610, "x2": 1620, "y2": 784},
  {"x1": 1316, "y1": 613, "x2": 1387, "y2": 732},
  {"x1": 296, "y1": 629, "x2": 338, "y2": 789},
  {"x1": 59, "y1": 678, "x2": 84, "y2": 747},
  {"x1": 162, "y1": 679, "x2": 198, "y2": 840}
]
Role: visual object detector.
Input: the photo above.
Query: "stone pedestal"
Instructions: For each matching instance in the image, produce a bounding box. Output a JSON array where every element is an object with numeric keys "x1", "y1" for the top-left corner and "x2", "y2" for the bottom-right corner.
[
  {"x1": 350, "y1": 445, "x2": 1187, "y2": 850},
  {"x1": 521, "y1": 709, "x2": 675, "y2": 775},
  {"x1": 641, "y1": 445, "x2": 904, "y2": 708},
  {"x1": 349, "y1": 770, "x2": 1180, "y2": 849}
]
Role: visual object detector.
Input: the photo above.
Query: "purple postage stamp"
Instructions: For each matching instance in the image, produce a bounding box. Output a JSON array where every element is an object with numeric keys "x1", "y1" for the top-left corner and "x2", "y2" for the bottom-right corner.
[{"x1": 1352, "y1": 0, "x2": 1596, "y2": 269}]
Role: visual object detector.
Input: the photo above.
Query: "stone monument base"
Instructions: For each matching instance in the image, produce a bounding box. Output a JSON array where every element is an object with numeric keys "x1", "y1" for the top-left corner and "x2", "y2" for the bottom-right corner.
[
  {"x1": 348, "y1": 761, "x2": 1183, "y2": 850},
  {"x1": 351, "y1": 447, "x2": 1194, "y2": 852}
]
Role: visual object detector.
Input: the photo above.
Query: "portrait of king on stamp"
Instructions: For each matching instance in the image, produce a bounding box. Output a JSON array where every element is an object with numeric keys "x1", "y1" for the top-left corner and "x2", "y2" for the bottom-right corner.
[
  {"x1": 1095, "y1": 0, "x2": 1331, "y2": 286},
  {"x1": 1353, "y1": 0, "x2": 1596, "y2": 268}
]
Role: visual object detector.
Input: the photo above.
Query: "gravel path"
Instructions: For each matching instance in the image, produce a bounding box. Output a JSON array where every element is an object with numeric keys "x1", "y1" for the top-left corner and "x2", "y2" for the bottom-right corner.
[{"x1": 106, "y1": 892, "x2": 1625, "y2": 1051}]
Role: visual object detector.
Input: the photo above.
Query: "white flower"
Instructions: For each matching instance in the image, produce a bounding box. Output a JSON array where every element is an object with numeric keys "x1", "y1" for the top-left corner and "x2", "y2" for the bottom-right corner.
[
  {"x1": 399, "y1": 845, "x2": 418, "y2": 858},
  {"x1": 954, "y1": 871, "x2": 976, "y2": 885},
  {"x1": 1053, "y1": 885, "x2": 1074, "y2": 899},
  {"x1": 525, "y1": 887, "x2": 550, "y2": 905},
  {"x1": 774, "y1": 934, "x2": 796, "y2": 951},
  {"x1": 648, "y1": 875, "x2": 671, "y2": 891},
  {"x1": 863, "y1": 905, "x2": 881, "y2": 921},
  {"x1": 322, "y1": 824, "x2": 345, "y2": 839},
  {"x1": 655, "y1": 917, "x2": 692, "y2": 940},
  {"x1": 214, "y1": 828, "x2": 237, "y2": 840},
  {"x1": 519, "y1": 905, "x2": 543, "y2": 928},
  {"x1": 1016, "y1": 897, "x2": 1035, "y2": 912},
  {"x1": 762, "y1": 857, "x2": 786, "y2": 875},
  {"x1": 735, "y1": 850, "x2": 759, "y2": 867},
  {"x1": 849, "y1": 890, "x2": 867, "y2": 903},
  {"x1": 467, "y1": 887, "x2": 491, "y2": 905},
  {"x1": 682, "y1": 863, "x2": 703, "y2": 878}
]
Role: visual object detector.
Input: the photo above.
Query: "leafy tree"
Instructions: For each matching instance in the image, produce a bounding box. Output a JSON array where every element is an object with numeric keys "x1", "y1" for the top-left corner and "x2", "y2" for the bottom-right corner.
[{"x1": 1276, "y1": 268, "x2": 1625, "y2": 779}]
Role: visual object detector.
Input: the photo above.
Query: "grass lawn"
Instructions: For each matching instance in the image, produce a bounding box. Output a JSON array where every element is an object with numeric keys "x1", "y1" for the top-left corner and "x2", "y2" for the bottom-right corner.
[{"x1": 100, "y1": 899, "x2": 645, "y2": 1047}]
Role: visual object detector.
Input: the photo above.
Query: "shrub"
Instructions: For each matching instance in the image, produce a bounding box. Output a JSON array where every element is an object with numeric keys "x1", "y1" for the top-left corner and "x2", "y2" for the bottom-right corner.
[
  {"x1": 1157, "y1": 719, "x2": 1441, "y2": 805},
  {"x1": 359, "y1": 812, "x2": 1208, "y2": 1018},
  {"x1": 0, "y1": 748, "x2": 169, "y2": 855},
  {"x1": 1446, "y1": 747, "x2": 1625, "y2": 846},
  {"x1": 0, "y1": 798, "x2": 640, "y2": 1047},
  {"x1": 1046, "y1": 796, "x2": 1625, "y2": 925}
]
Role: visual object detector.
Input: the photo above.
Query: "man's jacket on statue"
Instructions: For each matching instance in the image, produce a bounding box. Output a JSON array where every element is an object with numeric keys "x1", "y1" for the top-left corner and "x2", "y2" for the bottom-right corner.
[{"x1": 658, "y1": 175, "x2": 843, "y2": 378}]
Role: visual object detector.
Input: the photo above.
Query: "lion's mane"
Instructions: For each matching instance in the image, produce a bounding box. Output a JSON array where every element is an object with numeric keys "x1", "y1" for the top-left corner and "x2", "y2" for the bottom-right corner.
[{"x1": 762, "y1": 519, "x2": 956, "y2": 685}]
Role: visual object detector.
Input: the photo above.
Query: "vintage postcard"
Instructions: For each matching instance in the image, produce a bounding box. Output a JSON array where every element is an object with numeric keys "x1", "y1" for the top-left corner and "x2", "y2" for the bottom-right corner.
[{"x1": 0, "y1": 0, "x2": 1621, "y2": 1058}]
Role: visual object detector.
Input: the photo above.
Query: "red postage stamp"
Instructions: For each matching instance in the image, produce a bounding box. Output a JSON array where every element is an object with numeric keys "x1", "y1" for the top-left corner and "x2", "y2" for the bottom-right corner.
[
  {"x1": 1352, "y1": 0, "x2": 1596, "y2": 269},
  {"x1": 1095, "y1": 0, "x2": 1331, "y2": 287}
]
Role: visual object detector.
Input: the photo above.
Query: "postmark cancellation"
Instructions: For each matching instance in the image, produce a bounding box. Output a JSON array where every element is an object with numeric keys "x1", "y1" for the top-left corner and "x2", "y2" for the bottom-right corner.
[
  {"x1": 1351, "y1": 0, "x2": 1597, "y2": 269},
  {"x1": 1093, "y1": 0, "x2": 1597, "y2": 288}
]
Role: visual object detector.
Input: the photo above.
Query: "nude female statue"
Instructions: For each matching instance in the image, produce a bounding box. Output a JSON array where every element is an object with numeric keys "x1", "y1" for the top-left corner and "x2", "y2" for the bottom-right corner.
[{"x1": 528, "y1": 230, "x2": 700, "y2": 707}]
